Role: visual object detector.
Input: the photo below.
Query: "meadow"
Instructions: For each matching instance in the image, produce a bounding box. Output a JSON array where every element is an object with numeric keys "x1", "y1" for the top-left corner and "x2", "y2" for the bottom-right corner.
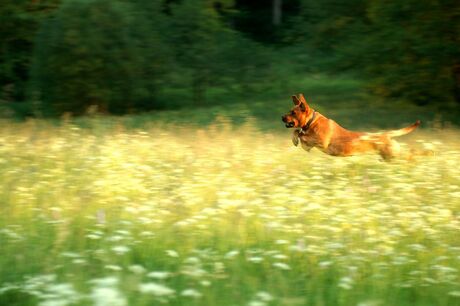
[{"x1": 1, "y1": 81, "x2": 460, "y2": 306}]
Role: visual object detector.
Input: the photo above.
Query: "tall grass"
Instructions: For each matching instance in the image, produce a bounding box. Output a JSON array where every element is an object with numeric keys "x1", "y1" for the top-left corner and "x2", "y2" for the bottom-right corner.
[{"x1": 0, "y1": 117, "x2": 459, "y2": 306}]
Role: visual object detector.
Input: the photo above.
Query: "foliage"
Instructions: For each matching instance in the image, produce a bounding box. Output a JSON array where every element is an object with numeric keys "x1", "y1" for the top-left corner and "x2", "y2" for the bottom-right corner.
[
  {"x1": 167, "y1": 0, "x2": 266, "y2": 104},
  {"x1": 291, "y1": 0, "x2": 460, "y2": 105},
  {"x1": 1, "y1": 0, "x2": 460, "y2": 115},
  {"x1": 0, "y1": 0, "x2": 59, "y2": 103},
  {"x1": 166, "y1": 0, "x2": 226, "y2": 104},
  {"x1": 30, "y1": 0, "x2": 168, "y2": 115},
  {"x1": 232, "y1": 0, "x2": 301, "y2": 43},
  {"x1": 361, "y1": 0, "x2": 460, "y2": 105}
]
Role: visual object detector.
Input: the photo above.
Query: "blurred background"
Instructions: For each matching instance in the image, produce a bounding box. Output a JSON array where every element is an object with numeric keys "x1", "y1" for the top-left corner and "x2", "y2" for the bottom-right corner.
[
  {"x1": 1, "y1": 0, "x2": 460, "y2": 127},
  {"x1": 2, "y1": 2, "x2": 460, "y2": 305}
]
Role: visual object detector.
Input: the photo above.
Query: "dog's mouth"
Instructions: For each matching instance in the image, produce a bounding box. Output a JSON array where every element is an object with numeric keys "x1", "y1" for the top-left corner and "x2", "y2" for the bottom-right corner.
[{"x1": 282, "y1": 115, "x2": 296, "y2": 128}]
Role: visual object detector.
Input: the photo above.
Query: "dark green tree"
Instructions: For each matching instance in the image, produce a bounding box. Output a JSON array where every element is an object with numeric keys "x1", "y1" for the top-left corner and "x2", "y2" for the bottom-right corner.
[
  {"x1": 168, "y1": 0, "x2": 233, "y2": 104},
  {"x1": 361, "y1": 0, "x2": 460, "y2": 105},
  {"x1": 0, "y1": 0, "x2": 59, "y2": 104},
  {"x1": 288, "y1": 0, "x2": 368, "y2": 65},
  {"x1": 291, "y1": 0, "x2": 460, "y2": 105},
  {"x1": 30, "y1": 0, "x2": 168, "y2": 115}
]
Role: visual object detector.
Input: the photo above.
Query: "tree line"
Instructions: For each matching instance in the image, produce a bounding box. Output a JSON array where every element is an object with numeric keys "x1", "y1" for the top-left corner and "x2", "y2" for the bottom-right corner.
[
  {"x1": 289, "y1": 0, "x2": 460, "y2": 106},
  {"x1": 1, "y1": 0, "x2": 459, "y2": 116}
]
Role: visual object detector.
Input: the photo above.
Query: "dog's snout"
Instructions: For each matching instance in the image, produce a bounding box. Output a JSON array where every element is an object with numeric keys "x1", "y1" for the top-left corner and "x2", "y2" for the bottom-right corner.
[{"x1": 282, "y1": 115, "x2": 287, "y2": 122}]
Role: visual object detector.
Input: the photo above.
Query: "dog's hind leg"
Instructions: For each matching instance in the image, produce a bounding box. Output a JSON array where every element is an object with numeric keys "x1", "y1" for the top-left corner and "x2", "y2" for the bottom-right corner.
[{"x1": 378, "y1": 139, "x2": 400, "y2": 161}]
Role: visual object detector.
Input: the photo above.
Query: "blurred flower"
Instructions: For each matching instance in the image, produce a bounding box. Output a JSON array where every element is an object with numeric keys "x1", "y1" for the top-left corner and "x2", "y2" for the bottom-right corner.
[
  {"x1": 181, "y1": 288, "x2": 202, "y2": 298},
  {"x1": 273, "y1": 262, "x2": 291, "y2": 270},
  {"x1": 166, "y1": 250, "x2": 179, "y2": 258},
  {"x1": 112, "y1": 246, "x2": 130, "y2": 255},
  {"x1": 147, "y1": 271, "x2": 171, "y2": 280},
  {"x1": 224, "y1": 250, "x2": 239, "y2": 259},
  {"x1": 255, "y1": 291, "x2": 274, "y2": 302},
  {"x1": 248, "y1": 257, "x2": 263, "y2": 263},
  {"x1": 105, "y1": 265, "x2": 122, "y2": 272},
  {"x1": 90, "y1": 287, "x2": 126, "y2": 306},
  {"x1": 128, "y1": 265, "x2": 146, "y2": 275},
  {"x1": 139, "y1": 282, "x2": 175, "y2": 297}
]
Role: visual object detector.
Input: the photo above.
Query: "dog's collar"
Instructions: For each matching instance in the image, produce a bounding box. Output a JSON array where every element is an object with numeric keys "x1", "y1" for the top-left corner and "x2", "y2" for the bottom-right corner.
[{"x1": 300, "y1": 111, "x2": 316, "y2": 134}]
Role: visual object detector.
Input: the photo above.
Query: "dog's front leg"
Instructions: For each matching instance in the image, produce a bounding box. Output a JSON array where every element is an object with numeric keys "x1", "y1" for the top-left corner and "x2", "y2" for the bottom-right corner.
[
  {"x1": 292, "y1": 130, "x2": 300, "y2": 146},
  {"x1": 300, "y1": 141, "x2": 313, "y2": 152}
]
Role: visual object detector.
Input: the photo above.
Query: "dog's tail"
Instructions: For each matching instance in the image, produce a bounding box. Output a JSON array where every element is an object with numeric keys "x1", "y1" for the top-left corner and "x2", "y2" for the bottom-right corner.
[{"x1": 385, "y1": 120, "x2": 421, "y2": 138}]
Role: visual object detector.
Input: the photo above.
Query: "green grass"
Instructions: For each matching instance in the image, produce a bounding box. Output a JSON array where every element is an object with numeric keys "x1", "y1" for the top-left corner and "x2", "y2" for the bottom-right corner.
[
  {"x1": 1, "y1": 76, "x2": 460, "y2": 306},
  {"x1": 59, "y1": 74, "x2": 458, "y2": 133}
]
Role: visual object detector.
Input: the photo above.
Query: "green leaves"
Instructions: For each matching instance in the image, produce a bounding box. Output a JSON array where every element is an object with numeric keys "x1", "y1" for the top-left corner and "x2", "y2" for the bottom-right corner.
[
  {"x1": 25, "y1": 0, "x2": 269, "y2": 114},
  {"x1": 30, "y1": 0, "x2": 168, "y2": 115},
  {"x1": 293, "y1": 0, "x2": 460, "y2": 105}
]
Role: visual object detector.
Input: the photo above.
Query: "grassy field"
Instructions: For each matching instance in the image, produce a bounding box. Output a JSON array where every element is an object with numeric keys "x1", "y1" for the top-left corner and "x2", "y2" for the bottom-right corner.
[{"x1": 1, "y1": 77, "x2": 460, "y2": 306}]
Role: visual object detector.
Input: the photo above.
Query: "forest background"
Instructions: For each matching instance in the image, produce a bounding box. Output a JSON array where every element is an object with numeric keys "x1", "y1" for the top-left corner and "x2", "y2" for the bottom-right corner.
[{"x1": 1, "y1": 0, "x2": 459, "y2": 125}]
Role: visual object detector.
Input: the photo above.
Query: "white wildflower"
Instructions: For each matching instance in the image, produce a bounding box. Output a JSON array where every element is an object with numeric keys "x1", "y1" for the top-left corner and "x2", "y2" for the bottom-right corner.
[
  {"x1": 107, "y1": 235, "x2": 124, "y2": 242},
  {"x1": 248, "y1": 301, "x2": 266, "y2": 306},
  {"x1": 38, "y1": 283, "x2": 81, "y2": 306},
  {"x1": 273, "y1": 262, "x2": 291, "y2": 270},
  {"x1": 112, "y1": 245, "x2": 130, "y2": 255},
  {"x1": 338, "y1": 276, "x2": 353, "y2": 290},
  {"x1": 181, "y1": 266, "x2": 207, "y2": 278},
  {"x1": 181, "y1": 288, "x2": 202, "y2": 298},
  {"x1": 139, "y1": 282, "x2": 175, "y2": 297},
  {"x1": 357, "y1": 300, "x2": 382, "y2": 306},
  {"x1": 255, "y1": 291, "x2": 274, "y2": 302},
  {"x1": 90, "y1": 287, "x2": 126, "y2": 306},
  {"x1": 72, "y1": 259, "x2": 87, "y2": 265},
  {"x1": 39, "y1": 300, "x2": 70, "y2": 306},
  {"x1": 89, "y1": 277, "x2": 119, "y2": 287},
  {"x1": 147, "y1": 271, "x2": 171, "y2": 280},
  {"x1": 224, "y1": 250, "x2": 240, "y2": 259},
  {"x1": 248, "y1": 257, "x2": 263, "y2": 263},
  {"x1": 184, "y1": 257, "x2": 201, "y2": 264},
  {"x1": 105, "y1": 265, "x2": 122, "y2": 271},
  {"x1": 60, "y1": 252, "x2": 81, "y2": 258},
  {"x1": 86, "y1": 234, "x2": 101, "y2": 240},
  {"x1": 166, "y1": 250, "x2": 179, "y2": 258},
  {"x1": 139, "y1": 231, "x2": 154, "y2": 237},
  {"x1": 275, "y1": 239, "x2": 289, "y2": 245},
  {"x1": 128, "y1": 265, "x2": 146, "y2": 275},
  {"x1": 319, "y1": 261, "x2": 333, "y2": 268},
  {"x1": 0, "y1": 284, "x2": 20, "y2": 294}
]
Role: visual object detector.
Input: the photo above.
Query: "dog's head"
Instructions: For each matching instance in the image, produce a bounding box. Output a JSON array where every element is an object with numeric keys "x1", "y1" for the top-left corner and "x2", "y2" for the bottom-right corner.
[{"x1": 281, "y1": 94, "x2": 312, "y2": 128}]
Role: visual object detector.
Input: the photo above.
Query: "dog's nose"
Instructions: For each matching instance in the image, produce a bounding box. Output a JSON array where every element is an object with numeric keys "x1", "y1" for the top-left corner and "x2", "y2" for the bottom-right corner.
[{"x1": 281, "y1": 116, "x2": 286, "y2": 122}]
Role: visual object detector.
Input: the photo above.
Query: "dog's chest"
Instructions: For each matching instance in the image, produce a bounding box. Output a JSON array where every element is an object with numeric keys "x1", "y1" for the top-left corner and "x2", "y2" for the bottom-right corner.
[{"x1": 298, "y1": 132, "x2": 319, "y2": 147}]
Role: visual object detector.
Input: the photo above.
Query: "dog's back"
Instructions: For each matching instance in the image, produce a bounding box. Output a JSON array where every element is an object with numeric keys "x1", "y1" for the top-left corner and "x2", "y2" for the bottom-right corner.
[{"x1": 282, "y1": 94, "x2": 421, "y2": 160}]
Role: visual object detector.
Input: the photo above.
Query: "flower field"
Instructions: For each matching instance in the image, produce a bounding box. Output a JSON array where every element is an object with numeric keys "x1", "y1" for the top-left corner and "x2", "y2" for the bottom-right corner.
[{"x1": 0, "y1": 118, "x2": 459, "y2": 306}]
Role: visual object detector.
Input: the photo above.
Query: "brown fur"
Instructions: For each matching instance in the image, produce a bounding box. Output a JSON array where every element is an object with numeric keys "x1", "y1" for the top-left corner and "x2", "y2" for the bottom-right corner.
[{"x1": 281, "y1": 94, "x2": 421, "y2": 160}]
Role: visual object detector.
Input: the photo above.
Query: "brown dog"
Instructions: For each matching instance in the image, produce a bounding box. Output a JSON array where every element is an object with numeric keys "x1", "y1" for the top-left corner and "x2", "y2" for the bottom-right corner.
[{"x1": 282, "y1": 94, "x2": 420, "y2": 160}]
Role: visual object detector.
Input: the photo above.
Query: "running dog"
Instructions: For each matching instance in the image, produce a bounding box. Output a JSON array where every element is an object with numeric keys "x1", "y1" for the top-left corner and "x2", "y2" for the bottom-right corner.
[{"x1": 281, "y1": 94, "x2": 420, "y2": 160}]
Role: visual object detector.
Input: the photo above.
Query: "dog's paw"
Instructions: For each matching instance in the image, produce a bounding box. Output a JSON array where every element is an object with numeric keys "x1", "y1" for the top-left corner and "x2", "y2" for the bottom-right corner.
[{"x1": 292, "y1": 136, "x2": 299, "y2": 146}]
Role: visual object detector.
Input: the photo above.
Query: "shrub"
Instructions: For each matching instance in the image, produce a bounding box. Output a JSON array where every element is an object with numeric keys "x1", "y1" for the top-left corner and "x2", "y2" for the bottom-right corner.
[{"x1": 30, "y1": 0, "x2": 168, "y2": 115}]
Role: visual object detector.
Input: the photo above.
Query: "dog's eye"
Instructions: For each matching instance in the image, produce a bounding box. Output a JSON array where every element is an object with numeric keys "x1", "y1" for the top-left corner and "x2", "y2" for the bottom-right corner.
[{"x1": 291, "y1": 111, "x2": 295, "y2": 115}]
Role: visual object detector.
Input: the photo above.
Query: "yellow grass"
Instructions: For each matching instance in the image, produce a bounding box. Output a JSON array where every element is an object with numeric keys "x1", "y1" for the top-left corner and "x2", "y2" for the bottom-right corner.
[{"x1": 0, "y1": 117, "x2": 459, "y2": 306}]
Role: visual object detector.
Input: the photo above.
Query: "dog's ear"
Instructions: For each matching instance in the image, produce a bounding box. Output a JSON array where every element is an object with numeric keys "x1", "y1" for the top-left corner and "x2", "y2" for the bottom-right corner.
[
  {"x1": 298, "y1": 93, "x2": 308, "y2": 105},
  {"x1": 292, "y1": 95, "x2": 301, "y2": 106},
  {"x1": 298, "y1": 93, "x2": 308, "y2": 111},
  {"x1": 299, "y1": 102, "x2": 306, "y2": 111}
]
